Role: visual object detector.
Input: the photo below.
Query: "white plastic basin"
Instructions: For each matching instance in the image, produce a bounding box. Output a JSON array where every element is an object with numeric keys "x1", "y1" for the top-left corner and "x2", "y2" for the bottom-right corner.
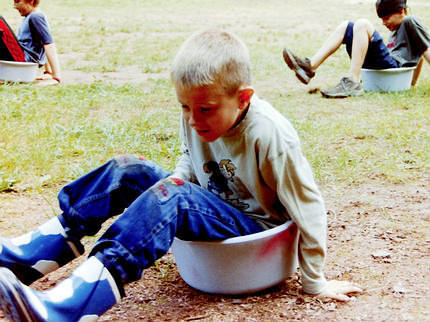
[
  {"x1": 172, "y1": 220, "x2": 299, "y2": 294},
  {"x1": 0, "y1": 60, "x2": 38, "y2": 83},
  {"x1": 361, "y1": 67, "x2": 415, "y2": 92}
]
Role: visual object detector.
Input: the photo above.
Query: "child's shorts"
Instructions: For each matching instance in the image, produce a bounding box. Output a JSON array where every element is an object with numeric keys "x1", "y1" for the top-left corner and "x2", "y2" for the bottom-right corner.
[
  {"x1": 0, "y1": 16, "x2": 25, "y2": 62},
  {"x1": 343, "y1": 21, "x2": 399, "y2": 69}
]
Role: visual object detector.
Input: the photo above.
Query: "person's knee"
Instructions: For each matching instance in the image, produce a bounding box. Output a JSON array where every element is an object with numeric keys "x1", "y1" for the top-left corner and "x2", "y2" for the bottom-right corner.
[
  {"x1": 113, "y1": 154, "x2": 147, "y2": 168},
  {"x1": 338, "y1": 20, "x2": 350, "y2": 30},
  {"x1": 148, "y1": 177, "x2": 188, "y2": 203},
  {"x1": 335, "y1": 20, "x2": 350, "y2": 36},
  {"x1": 353, "y1": 19, "x2": 374, "y2": 36}
]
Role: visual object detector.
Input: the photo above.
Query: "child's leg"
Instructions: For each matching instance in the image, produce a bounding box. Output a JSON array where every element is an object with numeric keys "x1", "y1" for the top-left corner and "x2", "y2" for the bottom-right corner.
[
  {"x1": 0, "y1": 256, "x2": 121, "y2": 322},
  {"x1": 57, "y1": 154, "x2": 169, "y2": 240},
  {"x1": 320, "y1": 19, "x2": 400, "y2": 98},
  {"x1": 0, "y1": 177, "x2": 264, "y2": 321},
  {"x1": 0, "y1": 155, "x2": 168, "y2": 285},
  {"x1": 348, "y1": 19, "x2": 375, "y2": 82},
  {"x1": 283, "y1": 20, "x2": 349, "y2": 84},
  {"x1": 0, "y1": 217, "x2": 84, "y2": 285},
  {"x1": 310, "y1": 20, "x2": 350, "y2": 70},
  {"x1": 343, "y1": 20, "x2": 399, "y2": 75},
  {"x1": 91, "y1": 177, "x2": 263, "y2": 286}
]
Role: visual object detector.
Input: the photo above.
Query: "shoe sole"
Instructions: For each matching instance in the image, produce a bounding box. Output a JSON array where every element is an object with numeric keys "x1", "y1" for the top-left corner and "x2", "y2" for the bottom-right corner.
[
  {"x1": 0, "y1": 268, "x2": 35, "y2": 322},
  {"x1": 320, "y1": 88, "x2": 364, "y2": 98},
  {"x1": 282, "y1": 48, "x2": 310, "y2": 85}
]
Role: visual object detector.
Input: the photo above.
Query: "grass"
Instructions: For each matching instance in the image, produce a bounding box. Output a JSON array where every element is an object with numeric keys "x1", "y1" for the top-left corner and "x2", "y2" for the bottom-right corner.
[{"x1": 0, "y1": 0, "x2": 429, "y2": 192}]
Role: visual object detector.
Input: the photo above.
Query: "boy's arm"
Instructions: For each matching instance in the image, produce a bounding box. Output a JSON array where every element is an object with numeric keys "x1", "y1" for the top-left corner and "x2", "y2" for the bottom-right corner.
[
  {"x1": 271, "y1": 146, "x2": 327, "y2": 294},
  {"x1": 43, "y1": 43, "x2": 61, "y2": 83},
  {"x1": 423, "y1": 47, "x2": 430, "y2": 64},
  {"x1": 171, "y1": 144, "x2": 196, "y2": 181},
  {"x1": 267, "y1": 145, "x2": 361, "y2": 300},
  {"x1": 170, "y1": 118, "x2": 197, "y2": 182},
  {"x1": 411, "y1": 57, "x2": 423, "y2": 86},
  {"x1": 412, "y1": 48, "x2": 430, "y2": 86}
]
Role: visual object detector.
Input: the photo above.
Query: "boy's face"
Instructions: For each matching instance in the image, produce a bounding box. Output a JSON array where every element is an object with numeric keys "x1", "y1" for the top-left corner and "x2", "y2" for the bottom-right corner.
[
  {"x1": 381, "y1": 10, "x2": 406, "y2": 31},
  {"x1": 176, "y1": 85, "x2": 253, "y2": 142},
  {"x1": 13, "y1": 0, "x2": 35, "y2": 16}
]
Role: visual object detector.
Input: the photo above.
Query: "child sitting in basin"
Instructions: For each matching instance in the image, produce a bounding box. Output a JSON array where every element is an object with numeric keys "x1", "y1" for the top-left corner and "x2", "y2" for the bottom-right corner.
[
  {"x1": 0, "y1": 29, "x2": 361, "y2": 321},
  {"x1": 0, "y1": 0, "x2": 61, "y2": 83},
  {"x1": 282, "y1": 0, "x2": 430, "y2": 98}
]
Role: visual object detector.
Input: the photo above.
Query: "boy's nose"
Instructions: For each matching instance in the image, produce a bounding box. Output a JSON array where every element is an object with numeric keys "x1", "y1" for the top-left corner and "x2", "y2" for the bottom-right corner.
[
  {"x1": 187, "y1": 111, "x2": 201, "y2": 127},
  {"x1": 186, "y1": 113, "x2": 196, "y2": 127}
]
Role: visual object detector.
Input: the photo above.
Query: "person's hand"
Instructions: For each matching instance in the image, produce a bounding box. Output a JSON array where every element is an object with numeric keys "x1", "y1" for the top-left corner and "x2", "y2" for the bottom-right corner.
[{"x1": 317, "y1": 280, "x2": 362, "y2": 302}]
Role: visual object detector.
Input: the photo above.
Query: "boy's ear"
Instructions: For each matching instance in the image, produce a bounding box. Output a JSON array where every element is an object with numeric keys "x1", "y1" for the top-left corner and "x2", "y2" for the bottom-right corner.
[{"x1": 238, "y1": 87, "x2": 254, "y2": 109}]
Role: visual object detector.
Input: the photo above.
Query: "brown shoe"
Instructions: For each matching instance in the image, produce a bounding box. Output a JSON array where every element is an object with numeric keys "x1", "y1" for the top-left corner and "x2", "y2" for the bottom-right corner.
[{"x1": 282, "y1": 48, "x2": 315, "y2": 85}]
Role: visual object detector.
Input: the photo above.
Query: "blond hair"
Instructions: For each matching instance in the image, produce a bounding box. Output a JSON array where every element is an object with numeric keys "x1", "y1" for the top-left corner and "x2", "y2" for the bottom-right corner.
[
  {"x1": 171, "y1": 29, "x2": 252, "y2": 96},
  {"x1": 23, "y1": 0, "x2": 40, "y2": 6}
]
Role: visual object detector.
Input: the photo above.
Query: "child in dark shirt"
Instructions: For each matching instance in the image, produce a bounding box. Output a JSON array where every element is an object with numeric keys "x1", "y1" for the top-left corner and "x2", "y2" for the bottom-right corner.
[{"x1": 283, "y1": 0, "x2": 430, "y2": 98}]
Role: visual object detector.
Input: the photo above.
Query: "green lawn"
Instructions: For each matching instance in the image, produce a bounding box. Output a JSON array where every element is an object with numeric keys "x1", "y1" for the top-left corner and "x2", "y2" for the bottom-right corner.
[{"x1": 0, "y1": 0, "x2": 429, "y2": 191}]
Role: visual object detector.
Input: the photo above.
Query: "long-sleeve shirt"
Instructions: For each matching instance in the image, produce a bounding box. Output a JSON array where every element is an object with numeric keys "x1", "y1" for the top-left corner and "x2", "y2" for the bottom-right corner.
[{"x1": 172, "y1": 94, "x2": 328, "y2": 294}]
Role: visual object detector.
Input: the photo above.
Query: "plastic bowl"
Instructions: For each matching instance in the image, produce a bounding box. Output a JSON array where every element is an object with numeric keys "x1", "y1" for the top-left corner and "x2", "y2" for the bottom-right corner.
[
  {"x1": 361, "y1": 67, "x2": 415, "y2": 92},
  {"x1": 0, "y1": 60, "x2": 38, "y2": 83},
  {"x1": 172, "y1": 220, "x2": 299, "y2": 294}
]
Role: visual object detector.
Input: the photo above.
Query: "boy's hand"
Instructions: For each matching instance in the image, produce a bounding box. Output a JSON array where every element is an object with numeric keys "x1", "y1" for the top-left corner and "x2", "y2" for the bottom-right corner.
[{"x1": 317, "y1": 280, "x2": 362, "y2": 302}]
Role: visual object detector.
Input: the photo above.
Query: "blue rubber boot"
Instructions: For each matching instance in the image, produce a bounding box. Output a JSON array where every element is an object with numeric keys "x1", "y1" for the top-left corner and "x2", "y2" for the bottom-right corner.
[
  {"x1": 0, "y1": 256, "x2": 121, "y2": 322},
  {"x1": 0, "y1": 217, "x2": 84, "y2": 285}
]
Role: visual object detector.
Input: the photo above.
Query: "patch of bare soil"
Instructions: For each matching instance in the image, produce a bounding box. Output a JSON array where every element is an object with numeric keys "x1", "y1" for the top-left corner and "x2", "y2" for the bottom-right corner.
[
  {"x1": 31, "y1": 66, "x2": 167, "y2": 86},
  {"x1": 0, "y1": 174, "x2": 429, "y2": 321},
  {"x1": 60, "y1": 67, "x2": 168, "y2": 86}
]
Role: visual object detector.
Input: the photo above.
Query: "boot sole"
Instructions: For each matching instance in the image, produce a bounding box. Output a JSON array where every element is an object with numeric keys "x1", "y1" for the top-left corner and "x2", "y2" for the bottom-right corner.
[
  {"x1": 0, "y1": 268, "x2": 37, "y2": 322},
  {"x1": 282, "y1": 48, "x2": 310, "y2": 85}
]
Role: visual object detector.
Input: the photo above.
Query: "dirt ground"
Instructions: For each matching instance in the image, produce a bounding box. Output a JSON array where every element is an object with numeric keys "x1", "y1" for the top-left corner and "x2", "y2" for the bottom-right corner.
[
  {"x1": 0, "y1": 171, "x2": 428, "y2": 321},
  {"x1": 32, "y1": 66, "x2": 166, "y2": 86}
]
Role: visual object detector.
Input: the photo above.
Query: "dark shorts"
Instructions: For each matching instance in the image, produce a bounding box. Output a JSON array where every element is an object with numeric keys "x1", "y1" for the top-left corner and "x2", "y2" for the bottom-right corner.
[{"x1": 343, "y1": 21, "x2": 399, "y2": 69}]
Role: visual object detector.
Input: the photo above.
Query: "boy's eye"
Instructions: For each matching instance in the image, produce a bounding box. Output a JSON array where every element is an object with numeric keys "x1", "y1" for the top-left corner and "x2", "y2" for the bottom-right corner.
[
  {"x1": 200, "y1": 107, "x2": 212, "y2": 113},
  {"x1": 181, "y1": 105, "x2": 190, "y2": 110}
]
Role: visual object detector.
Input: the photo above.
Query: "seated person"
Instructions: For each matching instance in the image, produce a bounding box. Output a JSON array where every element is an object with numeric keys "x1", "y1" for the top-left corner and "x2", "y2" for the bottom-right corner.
[
  {"x1": 283, "y1": 0, "x2": 430, "y2": 98},
  {"x1": 0, "y1": 0, "x2": 61, "y2": 82},
  {"x1": 0, "y1": 29, "x2": 361, "y2": 321}
]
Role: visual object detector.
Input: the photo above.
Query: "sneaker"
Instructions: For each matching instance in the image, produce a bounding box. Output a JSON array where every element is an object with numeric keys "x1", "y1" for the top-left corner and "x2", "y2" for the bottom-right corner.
[
  {"x1": 282, "y1": 48, "x2": 315, "y2": 84},
  {"x1": 320, "y1": 77, "x2": 364, "y2": 98}
]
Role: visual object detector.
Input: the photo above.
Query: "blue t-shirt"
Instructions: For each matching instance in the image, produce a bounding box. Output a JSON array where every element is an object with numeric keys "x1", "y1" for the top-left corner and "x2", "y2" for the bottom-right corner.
[{"x1": 17, "y1": 11, "x2": 53, "y2": 64}]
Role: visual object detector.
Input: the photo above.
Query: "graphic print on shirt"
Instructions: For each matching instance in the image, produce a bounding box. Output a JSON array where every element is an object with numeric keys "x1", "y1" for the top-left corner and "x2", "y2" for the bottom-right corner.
[
  {"x1": 387, "y1": 38, "x2": 396, "y2": 49},
  {"x1": 203, "y1": 159, "x2": 249, "y2": 211}
]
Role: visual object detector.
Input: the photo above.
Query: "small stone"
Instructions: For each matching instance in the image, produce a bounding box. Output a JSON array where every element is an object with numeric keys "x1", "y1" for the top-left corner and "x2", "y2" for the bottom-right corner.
[
  {"x1": 371, "y1": 250, "x2": 391, "y2": 259},
  {"x1": 392, "y1": 283, "x2": 408, "y2": 294}
]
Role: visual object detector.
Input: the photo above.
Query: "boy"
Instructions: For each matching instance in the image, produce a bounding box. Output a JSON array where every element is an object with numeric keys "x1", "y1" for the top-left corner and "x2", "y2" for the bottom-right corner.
[
  {"x1": 283, "y1": 0, "x2": 430, "y2": 98},
  {"x1": 0, "y1": 29, "x2": 361, "y2": 321},
  {"x1": 0, "y1": 0, "x2": 61, "y2": 83}
]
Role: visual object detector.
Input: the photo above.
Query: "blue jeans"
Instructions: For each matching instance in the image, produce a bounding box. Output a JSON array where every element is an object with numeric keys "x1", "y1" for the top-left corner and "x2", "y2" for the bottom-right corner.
[
  {"x1": 57, "y1": 155, "x2": 263, "y2": 291},
  {"x1": 343, "y1": 21, "x2": 399, "y2": 69}
]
